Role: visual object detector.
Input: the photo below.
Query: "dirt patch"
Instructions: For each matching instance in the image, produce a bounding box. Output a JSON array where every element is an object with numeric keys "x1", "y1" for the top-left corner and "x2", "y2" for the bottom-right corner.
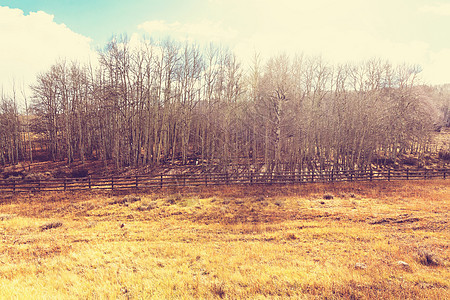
[
  {"x1": 0, "y1": 214, "x2": 16, "y2": 221},
  {"x1": 40, "y1": 221, "x2": 63, "y2": 231},
  {"x1": 370, "y1": 215, "x2": 420, "y2": 225},
  {"x1": 187, "y1": 198, "x2": 335, "y2": 225}
]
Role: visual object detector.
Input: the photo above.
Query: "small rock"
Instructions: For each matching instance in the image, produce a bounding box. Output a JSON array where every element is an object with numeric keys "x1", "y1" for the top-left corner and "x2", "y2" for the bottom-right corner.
[
  {"x1": 120, "y1": 223, "x2": 125, "y2": 228},
  {"x1": 274, "y1": 200, "x2": 283, "y2": 207},
  {"x1": 397, "y1": 260, "x2": 411, "y2": 270},
  {"x1": 354, "y1": 263, "x2": 367, "y2": 270}
]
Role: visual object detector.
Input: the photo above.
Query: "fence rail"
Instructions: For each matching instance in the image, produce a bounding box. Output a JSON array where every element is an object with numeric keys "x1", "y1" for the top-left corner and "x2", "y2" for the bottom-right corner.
[{"x1": 0, "y1": 168, "x2": 448, "y2": 193}]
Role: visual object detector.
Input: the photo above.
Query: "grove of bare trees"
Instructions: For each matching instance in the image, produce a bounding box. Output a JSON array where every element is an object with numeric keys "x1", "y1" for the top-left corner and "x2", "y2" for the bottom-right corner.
[{"x1": 1, "y1": 35, "x2": 447, "y2": 173}]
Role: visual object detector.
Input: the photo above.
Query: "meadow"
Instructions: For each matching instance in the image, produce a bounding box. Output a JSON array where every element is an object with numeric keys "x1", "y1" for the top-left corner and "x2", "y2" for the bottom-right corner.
[{"x1": 0, "y1": 180, "x2": 448, "y2": 299}]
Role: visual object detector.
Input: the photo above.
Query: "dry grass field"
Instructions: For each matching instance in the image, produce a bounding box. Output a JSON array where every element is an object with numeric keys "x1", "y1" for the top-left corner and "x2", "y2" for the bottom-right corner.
[{"x1": 0, "y1": 180, "x2": 448, "y2": 299}]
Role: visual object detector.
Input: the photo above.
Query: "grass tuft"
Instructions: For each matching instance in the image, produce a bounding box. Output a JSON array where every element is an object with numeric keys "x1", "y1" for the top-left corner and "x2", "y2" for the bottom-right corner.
[
  {"x1": 418, "y1": 249, "x2": 444, "y2": 267},
  {"x1": 210, "y1": 281, "x2": 226, "y2": 298},
  {"x1": 165, "y1": 193, "x2": 182, "y2": 205},
  {"x1": 40, "y1": 221, "x2": 63, "y2": 231},
  {"x1": 0, "y1": 214, "x2": 15, "y2": 221},
  {"x1": 122, "y1": 195, "x2": 141, "y2": 203},
  {"x1": 323, "y1": 193, "x2": 334, "y2": 200}
]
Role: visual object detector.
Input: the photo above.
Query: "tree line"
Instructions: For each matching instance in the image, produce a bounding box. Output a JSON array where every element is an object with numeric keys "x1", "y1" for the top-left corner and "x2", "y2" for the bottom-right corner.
[{"x1": 1, "y1": 35, "x2": 447, "y2": 172}]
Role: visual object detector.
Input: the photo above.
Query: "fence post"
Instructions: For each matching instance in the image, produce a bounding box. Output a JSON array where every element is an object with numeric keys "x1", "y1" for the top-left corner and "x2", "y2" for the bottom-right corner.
[
  {"x1": 89, "y1": 176, "x2": 91, "y2": 189},
  {"x1": 205, "y1": 174, "x2": 208, "y2": 187},
  {"x1": 38, "y1": 180, "x2": 41, "y2": 192},
  {"x1": 406, "y1": 169, "x2": 409, "y2": 180},
  {"x1": 444, "y1": 169, "x2": 446, "y2": 180},
  {"x1": 250, "y1": 172, "x2": 253, "y2": 184},
  {"x1": 112, "y1": 177, "x2": 114, "y2": 190},
  {"x1": 160, "y1": 174, "x2": 163, "y2": 188},
  {"x1": 135, "y1": 175, "x2": 138, "y2": 189},
  {"x1": 370, "y1": 169, "x2": 373, "y2": 182},
  {"x1": 64, "y1": 179, "x2": 66, "y2": 191},
  {"x1": 13, "y1": 180, "x2": 15, "y2": 193},
  {"x1": 350, "y1": 171, "x2": 353, "y2": 182},
  {"x1": 388, "y1": 169, "x2": 391, "y2": 182}
]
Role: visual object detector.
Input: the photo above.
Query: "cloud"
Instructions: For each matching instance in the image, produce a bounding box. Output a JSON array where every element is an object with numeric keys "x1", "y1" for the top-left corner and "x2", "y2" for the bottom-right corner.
[
  {"x1": 420, "y1": 2, "x2": 450, "y2": 16},
  {"x1": 138, "y1": 20, "x2": 170, "y2": 34},
  {"x1": 138, "y1": 20, "x2": 237, "y2": 43},
  {"x1": 421, "y1": 48, "x2": 450, "y2": 85},
  {"x1": 132, "y1": 0, "x2": 448, "y2": 84},
  {"x1": 0, "y1": 6, "x2": 95, "y2": 100},
  {"x1": 209, "y1": 0, "x2": 449, "y2": 85},
  {"x1": 233, "y1": 16, "x2": 431, "y2": 72}
]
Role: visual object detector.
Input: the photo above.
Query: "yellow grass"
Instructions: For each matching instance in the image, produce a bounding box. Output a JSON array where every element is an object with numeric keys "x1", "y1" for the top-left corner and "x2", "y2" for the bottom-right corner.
[{"x1": 0, "y1": 180, "x2": 448, "y2": 299}]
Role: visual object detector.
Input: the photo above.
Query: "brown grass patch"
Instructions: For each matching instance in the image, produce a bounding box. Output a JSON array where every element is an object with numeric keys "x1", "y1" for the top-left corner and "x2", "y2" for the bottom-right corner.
[{"x1": 0, "y1": 180, "x2": 448, "y2": 298}]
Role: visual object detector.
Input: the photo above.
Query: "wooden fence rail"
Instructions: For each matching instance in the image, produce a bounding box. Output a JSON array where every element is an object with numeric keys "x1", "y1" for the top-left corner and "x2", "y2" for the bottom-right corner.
[{"x1": 0, "y1": 168, "x2": 448, "y2": 193}]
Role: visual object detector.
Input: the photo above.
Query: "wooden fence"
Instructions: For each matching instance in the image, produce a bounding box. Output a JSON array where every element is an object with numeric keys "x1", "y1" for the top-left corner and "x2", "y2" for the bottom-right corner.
[{"x1": 0, "y1": 168, "x2": 448, "y2": 193}]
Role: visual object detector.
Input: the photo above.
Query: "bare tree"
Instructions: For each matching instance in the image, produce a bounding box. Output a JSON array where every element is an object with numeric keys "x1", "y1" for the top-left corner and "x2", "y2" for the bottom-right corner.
[{"x1": 22, "y1": 36, "x2": 436, "y2": 173}]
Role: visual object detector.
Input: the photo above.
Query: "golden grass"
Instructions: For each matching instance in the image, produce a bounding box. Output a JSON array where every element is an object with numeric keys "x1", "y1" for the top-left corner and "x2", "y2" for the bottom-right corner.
[{"x1": 0, "y1": 180, "x2": 448, "y2": 299}]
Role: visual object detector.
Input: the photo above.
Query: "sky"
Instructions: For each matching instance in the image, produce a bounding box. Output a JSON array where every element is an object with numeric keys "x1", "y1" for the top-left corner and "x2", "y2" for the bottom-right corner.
[{"x1": 1, "y1": 0, "x2": 450, "y2": 100}]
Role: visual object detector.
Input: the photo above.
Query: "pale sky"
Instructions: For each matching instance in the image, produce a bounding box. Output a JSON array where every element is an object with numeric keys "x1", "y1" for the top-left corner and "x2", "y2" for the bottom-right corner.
[{"x1": 1, "y1": 0, "x2": 449, "y2": 99}]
